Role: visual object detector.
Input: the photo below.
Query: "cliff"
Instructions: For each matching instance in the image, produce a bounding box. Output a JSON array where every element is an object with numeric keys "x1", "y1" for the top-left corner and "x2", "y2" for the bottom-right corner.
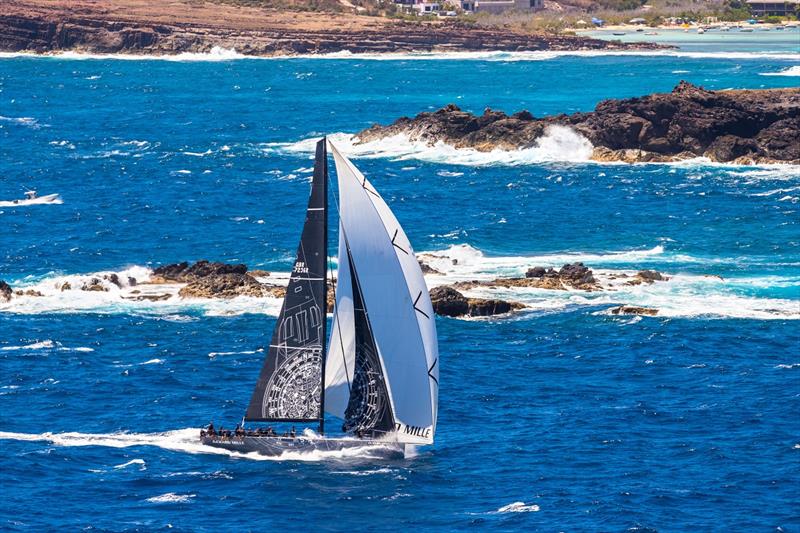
[{"x1": 0, "y1": 0, "x2": 665, "y2": 56}]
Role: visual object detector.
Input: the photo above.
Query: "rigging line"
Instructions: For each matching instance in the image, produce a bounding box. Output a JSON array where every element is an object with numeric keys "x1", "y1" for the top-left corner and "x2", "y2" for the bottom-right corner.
[{"x1": 327, "y1": 165, "x2": 352, "y2": 394}]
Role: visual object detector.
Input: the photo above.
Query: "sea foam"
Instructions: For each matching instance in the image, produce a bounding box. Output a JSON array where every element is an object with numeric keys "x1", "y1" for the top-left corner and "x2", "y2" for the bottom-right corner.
[
  {"x1": 264, "y1": 127, "x2": 593, "y2": 167},
  {"x1": 0, "y1": 429, "x2": 400, "y2": 462}
]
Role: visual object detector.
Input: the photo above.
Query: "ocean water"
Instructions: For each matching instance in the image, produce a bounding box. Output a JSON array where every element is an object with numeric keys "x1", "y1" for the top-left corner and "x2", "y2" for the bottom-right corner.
[{"x1": 1, "y1": 47, "x2": 799, "y2": 530}]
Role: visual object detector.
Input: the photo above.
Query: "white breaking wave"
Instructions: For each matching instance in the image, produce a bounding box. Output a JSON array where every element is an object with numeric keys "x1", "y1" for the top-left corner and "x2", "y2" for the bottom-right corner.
[
  {"x1": 760, "y1": 65, "x2": 800, "y2": 76},
  {"x1": 264, "y1": 127, "x2": 593, "y2": 167},
  {"x1": 292, "y1": 49, "x2": 800, "y2": 61},
  {"x1": 0, "y1": 428, "x2": 400, "y2": 462},
  {"x1": 0, "y1": 266, "x2": 285, "y2": 317},
  {"x1": 1, "y1": 248, "x2": 797, "y2": 320},
  {"x1": 264, "y1": 130, "x2": 800, "y2": 169},
  {"x1": 114, "y1": 458, "x2": 146, "y2": 470},
  {"x1": 494, "y1": 501, "x2": 541, "y2": 513},
  {"x1": 3, "y1": 48, "x2": 797, "y2": 62},
  {"x1": 417, "y1": 244, "x2": 800, "y2": 320},
  {"x1": 1, "y1": 340, "x2": 94, "y2": 352},
  {"x1": 0, "y1": 46, "x2": 247, "y2": 62},
  {"x1": 0, "y1": 115, "x2": 41, "y2": 128},
  {"x1": 146, "y1": 493, "x2": 195, "y2": 503}
]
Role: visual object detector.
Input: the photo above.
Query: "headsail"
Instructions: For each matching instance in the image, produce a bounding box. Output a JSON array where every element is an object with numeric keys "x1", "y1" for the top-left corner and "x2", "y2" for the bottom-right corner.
[
  {"x1": 245, "y1": 139, "x2": 328, "y2": 424},
  {"x1": 328, "y1": 143, "x2": 439, "y2": 445}
]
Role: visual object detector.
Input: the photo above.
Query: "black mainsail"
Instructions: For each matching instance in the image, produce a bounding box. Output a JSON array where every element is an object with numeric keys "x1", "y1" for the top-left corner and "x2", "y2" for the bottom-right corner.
[{"x1": 245, "y1": 138, "x2": 328, "y2": 428}]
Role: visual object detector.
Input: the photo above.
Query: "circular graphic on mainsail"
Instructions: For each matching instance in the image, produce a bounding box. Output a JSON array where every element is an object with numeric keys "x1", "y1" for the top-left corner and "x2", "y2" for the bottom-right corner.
[
  {"x1": 263, "y1": 347, "x2": 322, "y2": 419},
  {"x1": 344, "y1": 344, "x2": 389, "y2": 432}
]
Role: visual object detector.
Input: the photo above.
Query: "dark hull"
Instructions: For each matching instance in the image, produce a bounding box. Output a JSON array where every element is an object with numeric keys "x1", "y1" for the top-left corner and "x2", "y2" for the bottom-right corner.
[{"x1": 200, "y1": 434, "x2": 404, "y2": 458}]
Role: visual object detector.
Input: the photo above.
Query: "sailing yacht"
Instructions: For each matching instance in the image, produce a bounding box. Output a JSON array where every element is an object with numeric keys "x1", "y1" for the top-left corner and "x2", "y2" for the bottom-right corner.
[{"x1": 200, "y1": 138, "x2": 439, "y2": 457}]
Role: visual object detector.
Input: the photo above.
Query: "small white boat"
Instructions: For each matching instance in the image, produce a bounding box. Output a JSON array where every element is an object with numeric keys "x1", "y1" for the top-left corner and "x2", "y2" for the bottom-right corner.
[{"x1": 0, "y1": 191, "x2": 62, "y2": 207}]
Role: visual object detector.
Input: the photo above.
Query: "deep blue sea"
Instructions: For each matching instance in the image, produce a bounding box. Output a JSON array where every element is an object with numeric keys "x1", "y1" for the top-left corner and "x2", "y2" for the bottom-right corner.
[{"x1": 1, "y1": 40, "x2": 799, "y2": 530}]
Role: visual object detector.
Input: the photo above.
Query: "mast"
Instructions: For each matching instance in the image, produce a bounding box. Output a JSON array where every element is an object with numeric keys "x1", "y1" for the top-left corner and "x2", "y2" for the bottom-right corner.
[{"x1": 319, "y1": 137, "x2": 328, "y2": 436}]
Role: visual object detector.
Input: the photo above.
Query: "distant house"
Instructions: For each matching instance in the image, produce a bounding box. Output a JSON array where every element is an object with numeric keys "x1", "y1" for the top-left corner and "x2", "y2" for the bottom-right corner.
[
  {"x1": 413, "y1": 0, "x2": 441, "y2": 13},
  {"x1": 746, "y1": 0, "x2": 800, "y2": 15},
  {"x1": 461, "y1": 0, "x2": 543, "y2": 12}
]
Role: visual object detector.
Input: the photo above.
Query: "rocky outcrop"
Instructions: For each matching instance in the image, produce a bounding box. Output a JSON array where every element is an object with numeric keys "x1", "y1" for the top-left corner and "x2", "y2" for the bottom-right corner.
[
  {"x1": 454, "y1": 262, "x2": 602, "y2": 292},
  {"x1": 625, "y1": 270, "x2": 670, "y2": 286},
  {"x1": 149, "y1": 260, "x2": 283, "y2": 299},
  {"x1": 609, "y1": 305, "x2": 659, "y2": 316},
  {"x1": 150, "y1": 260, "x2": 249, "y2": 284},
  {"x1": 357, "y1": 82, "x2": 800, "y2": 165},
  {"x1": 0, "y1": 281, "x2": 13, "y2": 302},
  {"x1": 0, "y1": 0, "x2": 663, "y2": 57},
  {"x1": 429, "y1": 286, "x2": 523, "y2": 317},
  {"x1": 178, "y1": 273, "x2": 280, "y2": 299}
]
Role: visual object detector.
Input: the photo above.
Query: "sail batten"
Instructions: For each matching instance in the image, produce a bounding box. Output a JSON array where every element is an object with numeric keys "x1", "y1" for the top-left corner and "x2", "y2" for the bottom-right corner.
[{"x1": 245, "y1": 139, "x2": 328, "y2": 425}]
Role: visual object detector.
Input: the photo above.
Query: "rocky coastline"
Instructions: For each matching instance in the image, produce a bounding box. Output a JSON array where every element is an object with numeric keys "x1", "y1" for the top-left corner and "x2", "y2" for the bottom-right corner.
[
  {"x1": 356, "y1": 82, "x2": 800, "y2": 165},
  {"x1": 0, "y1": 0, "x2": 665, "y2": 57},
  {"x1": 1, "y1": 259, "x2": 666, "y2": 318}
]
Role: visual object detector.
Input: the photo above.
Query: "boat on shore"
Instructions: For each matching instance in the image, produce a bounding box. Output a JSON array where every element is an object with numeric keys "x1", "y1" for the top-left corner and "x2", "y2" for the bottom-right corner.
[
  {"x1": 0, "y1": 190, "x2": 62, "y2": 207},
  {"x1": 200, "y1": 138, "x2": 439, "y2": 458}
]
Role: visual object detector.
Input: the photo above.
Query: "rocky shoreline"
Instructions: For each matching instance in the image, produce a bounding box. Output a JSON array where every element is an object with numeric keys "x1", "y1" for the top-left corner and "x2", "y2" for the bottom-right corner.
[
  {"x1": 1, "y1": 259, "x2": 666, "y2": 318},
  {"x1": 356, "y1": 82, "x2": 800, "y2": 165},
  {"x1": 0, "y1": 0, "x2": 665, "y2": 56}
]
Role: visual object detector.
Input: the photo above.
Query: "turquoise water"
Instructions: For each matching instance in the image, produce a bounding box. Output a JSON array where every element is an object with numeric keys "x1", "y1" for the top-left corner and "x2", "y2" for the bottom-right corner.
[
  {"x1": 585, "y1": 25, "x2": 800, "y2": 53},
  {"x1": 1, "y1": 45, "x2": 799, "y2": 530}
]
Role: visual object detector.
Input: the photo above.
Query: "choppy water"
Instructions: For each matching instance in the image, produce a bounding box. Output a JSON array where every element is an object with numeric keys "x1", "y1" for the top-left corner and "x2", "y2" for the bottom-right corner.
[{"x1": 1, "y1": 46, "x2": 799, "y2": 530}]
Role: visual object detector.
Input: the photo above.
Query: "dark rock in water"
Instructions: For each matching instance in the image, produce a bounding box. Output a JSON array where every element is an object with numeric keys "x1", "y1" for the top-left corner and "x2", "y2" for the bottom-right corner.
[
  {"x1": 127, "y1": 277, "x2": 137, "y2": 287},
  {"x1": 525, "y1": 266, "x2": 557, "y2": 279},
  {"x1": 249, "y1": 270, "x2": 270, "y2": 278},
  {"x1": 466, "y1": 298, "x2": 520, "y2": 316},
  {"x1": 477, "y1": 262, "x2": 599, "y2": 291},
  {"x1": 610, "y1": 305, "x2": 659, "y2": 316},
  {"x1": 0, "y1": 280, "x2": 13, "y2": 302},
  {"x1": 429, "y1": 285, "x2": 523, "y2": 317},
  {"x1": 418, "y1": 260, "x2": 442, "y2": 275},
  {"x1": 626, "y1": 269, "x2": 670, "y2": 286},
  {"x1": 357, "y1": 82, "x2": 800, "y2": 164},
  {"x1": 558, "y1": 262, "x2": 595, "y2": 285},
  {"x1": 81, "y1": 278, "x2": 108, "y2": 292},
  {"x1": 105, "y1": 273, "x2": 122, "y2": 288},
  {"x1": 178, "y1": 273, "x2": 264, "y2": 299},
  {"x1": 60, "y1": 281, "x2": 72, "y2": 291},
  {"x1": 151, "y1": 260, "x2": 248, "y2": 283},
  {"x1": 124, "y1": 293, "x2": 172, "y2": 302},
  {"x1": 429, "y1": 286, "x2": 469, "y2": 317}
]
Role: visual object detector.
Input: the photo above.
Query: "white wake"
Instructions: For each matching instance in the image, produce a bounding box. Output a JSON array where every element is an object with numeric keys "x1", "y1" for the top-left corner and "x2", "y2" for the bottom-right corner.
[{"x1": 0, "y1": 428, "x2": 396, "y2": 462}]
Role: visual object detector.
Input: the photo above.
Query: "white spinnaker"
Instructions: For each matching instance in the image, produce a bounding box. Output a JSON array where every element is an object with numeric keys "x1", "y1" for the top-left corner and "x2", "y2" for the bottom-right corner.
[
  {"x1": 330, "y1": 142, "x2": 437, "y2": 445},
  {"x1": 324, "y1": 226, "x2": 356, "y2": 419}
]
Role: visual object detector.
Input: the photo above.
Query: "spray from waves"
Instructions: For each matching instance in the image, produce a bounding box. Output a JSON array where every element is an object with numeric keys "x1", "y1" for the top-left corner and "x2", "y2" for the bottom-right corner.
[
  {"x1": 0, "y1": 429, "x2": 400, "y2": 462},
  {"x1": 760, "y1": 65, "x2": 800, "y2": 77},
  {"x1": 263, "y1": 127, "x2": 593, "y2": 167},
  {"x1": 418, "y1": 243, "x2": 669, "y2": 280},
  {"x1": 263, "y1": 131, "x2": 800, "y2": 170}
]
